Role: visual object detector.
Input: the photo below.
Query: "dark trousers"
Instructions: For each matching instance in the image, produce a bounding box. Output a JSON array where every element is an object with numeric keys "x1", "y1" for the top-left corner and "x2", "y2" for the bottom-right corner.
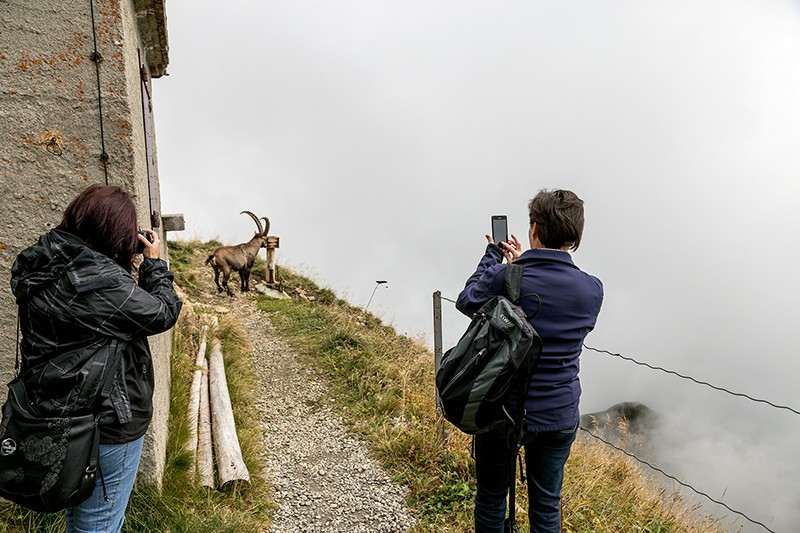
[{"x1": 474, "y1": 425, "x2": 577, "y2": 533}]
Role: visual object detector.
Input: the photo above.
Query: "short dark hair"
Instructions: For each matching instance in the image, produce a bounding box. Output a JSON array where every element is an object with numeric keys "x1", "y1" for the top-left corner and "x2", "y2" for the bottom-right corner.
[
  {"x1": 57, "y1": 184, "x2": 139, "y2": 270},
  {"x1": 528, "y1": 189, "x2": 585, "y2": 251}
]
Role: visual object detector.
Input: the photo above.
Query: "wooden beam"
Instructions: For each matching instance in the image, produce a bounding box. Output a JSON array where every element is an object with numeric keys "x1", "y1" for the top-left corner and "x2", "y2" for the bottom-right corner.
[
  {"x1": 197, "y1": 367, "x2": 214, "y2": 489},
  {"x1": 208, "y1": 339, "x2": 250, "y2": 488},
  {"x1": 187, "y1": 325, "x2": 208, "y2": 467}
]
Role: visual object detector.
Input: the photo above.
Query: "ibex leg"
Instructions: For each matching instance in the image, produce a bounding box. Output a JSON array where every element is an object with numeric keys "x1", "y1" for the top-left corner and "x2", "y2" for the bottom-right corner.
[
  {"x1": 240, "y1": 268, "x2": 250, "y2": 292},
  {"x1": 214, "y1": 268, "x2": 223, "y2": 293},
  {"x1": 222, "y1": 269, "x2": 234, "y2": 297}
]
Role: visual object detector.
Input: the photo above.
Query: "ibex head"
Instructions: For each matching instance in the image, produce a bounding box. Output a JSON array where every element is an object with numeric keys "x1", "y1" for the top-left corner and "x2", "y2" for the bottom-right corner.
[{"x1": 240, "y1": 211, "x2": 270, "y2": 247}]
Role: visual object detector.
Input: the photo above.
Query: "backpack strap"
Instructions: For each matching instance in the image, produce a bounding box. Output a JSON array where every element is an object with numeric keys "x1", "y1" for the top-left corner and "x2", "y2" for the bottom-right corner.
[
  {"x1": 504, "y1": 264, "x2": 542, "y2": 320},
  {"x1": 14, "y1": 314, "x2": 20, "y2": 378},
  {"x1": 503, "y1": 263, "x2": 524, "y2": 303},
  {"x1": 501, "y1": 263, "x2": 541, "y2": 531}
]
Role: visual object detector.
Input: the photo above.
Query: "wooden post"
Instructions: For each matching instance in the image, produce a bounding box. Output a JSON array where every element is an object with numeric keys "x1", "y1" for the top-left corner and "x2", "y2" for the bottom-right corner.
[
  {"x1": 208, "y1": 339, "x2": 250, "y2": 488},
  {"x1": 433, "y1": 291, "x2": 446, "y2": 444},
  {"x1": 187, "y1": 325, "x2": 208, "y2": 464},
  {"x1": 266, "y1": 236, "x2": 280, "y2": 284},
  {"x1": 197, "y1": 368, "x2": 214, "y2": 488}
]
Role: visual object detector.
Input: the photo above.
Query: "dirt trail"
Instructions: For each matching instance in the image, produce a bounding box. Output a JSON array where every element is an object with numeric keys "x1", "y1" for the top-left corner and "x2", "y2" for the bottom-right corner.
[{"x1": 197, "y1": 284, "x2": 415, "y2": 533}]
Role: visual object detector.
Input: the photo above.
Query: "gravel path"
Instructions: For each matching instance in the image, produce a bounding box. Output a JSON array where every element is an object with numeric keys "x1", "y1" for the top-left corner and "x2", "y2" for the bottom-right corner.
[{"x1": 226, "y1": 296, "x2": 416, "y2": 533}]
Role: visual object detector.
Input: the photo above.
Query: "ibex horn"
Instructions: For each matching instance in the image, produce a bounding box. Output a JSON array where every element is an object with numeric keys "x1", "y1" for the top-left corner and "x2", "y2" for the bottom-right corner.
[
  {"x1": 240, "y1": 211, "x2": 263, "y2": 235},
  {"x1": 261, "y1": 217, "x2": 270, "y2": 236}
]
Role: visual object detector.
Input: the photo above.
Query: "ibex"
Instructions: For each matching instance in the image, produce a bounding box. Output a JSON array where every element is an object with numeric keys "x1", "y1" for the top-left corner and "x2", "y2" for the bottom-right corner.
[{"x1": 205, "y1": 211, "x2": 270, "y2": 296}]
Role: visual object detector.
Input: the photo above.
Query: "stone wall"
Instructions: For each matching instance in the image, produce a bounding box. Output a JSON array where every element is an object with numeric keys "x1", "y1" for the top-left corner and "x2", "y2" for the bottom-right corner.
[{"x1": 0, "y1": 0, "x2": 171, "y2": 488}]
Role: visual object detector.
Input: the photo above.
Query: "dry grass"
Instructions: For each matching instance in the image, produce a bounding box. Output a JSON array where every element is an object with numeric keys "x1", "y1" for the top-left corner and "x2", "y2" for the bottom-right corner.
[
  {"x1": 252, "y1": 255, "x2": 728, "y2": 533},
  {"x1": 0, "y1": 239, "x2": 725, "y2": 532},
  {"x1": 122, "y1": 283, "x2": 273, "y2": 532},
  {"x1": 0, "y1": 238, "x2": 727, "y2": 532},
  {"x1": 562, "y1": 434, "x2": 723, "y2": 532}
]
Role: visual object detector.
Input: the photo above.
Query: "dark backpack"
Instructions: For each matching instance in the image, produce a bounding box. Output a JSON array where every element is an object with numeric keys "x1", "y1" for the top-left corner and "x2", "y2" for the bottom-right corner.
[{"x1": 436, "y1": 263, "x2": 543, "y2": 435}]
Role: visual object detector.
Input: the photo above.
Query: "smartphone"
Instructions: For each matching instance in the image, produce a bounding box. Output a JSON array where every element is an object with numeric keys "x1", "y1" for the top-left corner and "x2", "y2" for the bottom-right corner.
[{"x1": 491, "y1": 215, "x2": 508, "y2": 246}]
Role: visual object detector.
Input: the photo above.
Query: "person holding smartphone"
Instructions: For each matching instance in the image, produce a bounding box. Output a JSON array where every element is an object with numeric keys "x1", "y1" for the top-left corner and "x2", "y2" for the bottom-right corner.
[{"x1": 456, "y1": 189, "x2": 604, "y2": 533}]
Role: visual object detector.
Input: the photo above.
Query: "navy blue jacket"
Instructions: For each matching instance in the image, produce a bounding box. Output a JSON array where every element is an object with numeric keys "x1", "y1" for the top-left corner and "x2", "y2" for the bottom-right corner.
[{"x1": 456, "y1": 245, "x2": 603, "y2": 432}]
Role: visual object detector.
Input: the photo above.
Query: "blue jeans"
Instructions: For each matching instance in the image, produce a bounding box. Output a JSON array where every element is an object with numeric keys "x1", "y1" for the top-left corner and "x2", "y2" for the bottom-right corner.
[
  {"x1": 474, "y1": 425, "x2": 577, "y2": 533},
  {"x1": 65, "y1": 436, "x2": 144, "y2": 533}
]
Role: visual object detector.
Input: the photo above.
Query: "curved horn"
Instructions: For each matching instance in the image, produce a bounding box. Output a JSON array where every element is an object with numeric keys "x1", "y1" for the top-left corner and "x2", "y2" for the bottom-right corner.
[
  {"x1": 261, "y1": 217, "x2": 270, "y2": 236},
  {"x1": 240, "y1": 210, "x2": 263, "y2": 235}
]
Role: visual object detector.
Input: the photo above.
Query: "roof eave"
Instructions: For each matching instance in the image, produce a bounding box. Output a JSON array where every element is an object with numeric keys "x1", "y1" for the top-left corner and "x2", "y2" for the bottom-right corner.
[{"x1": 134, "y1": 0, "x2": 169, "y2": 78}]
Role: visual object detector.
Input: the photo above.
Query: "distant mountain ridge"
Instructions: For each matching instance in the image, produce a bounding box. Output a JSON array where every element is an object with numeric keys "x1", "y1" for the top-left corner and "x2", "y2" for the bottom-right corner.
[{"x1": 580, "y1": 402, "x2": 661, "y2": 447}]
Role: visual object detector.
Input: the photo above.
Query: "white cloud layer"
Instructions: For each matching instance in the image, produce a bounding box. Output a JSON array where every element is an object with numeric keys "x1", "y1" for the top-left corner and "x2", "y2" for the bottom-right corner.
[{"x1": 155, "y1": 2, "x2": 800, "y2": 530}]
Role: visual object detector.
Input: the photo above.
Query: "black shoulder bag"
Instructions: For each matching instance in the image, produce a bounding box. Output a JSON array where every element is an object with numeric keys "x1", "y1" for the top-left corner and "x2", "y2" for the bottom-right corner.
[{"x1": 0, "y1": 315, "x2": 120, "y2": 513}]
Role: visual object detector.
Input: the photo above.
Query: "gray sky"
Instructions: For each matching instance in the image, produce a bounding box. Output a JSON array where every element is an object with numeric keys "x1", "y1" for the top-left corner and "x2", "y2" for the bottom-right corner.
[{"x1": 155, "y1": 1, "x2": 800, "y2": 530}]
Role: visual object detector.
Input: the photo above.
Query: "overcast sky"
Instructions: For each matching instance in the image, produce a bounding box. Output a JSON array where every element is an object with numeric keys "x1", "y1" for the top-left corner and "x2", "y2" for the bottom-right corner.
[{"x1": 154, "y1": 2, "x2": 800, "y2": 530}]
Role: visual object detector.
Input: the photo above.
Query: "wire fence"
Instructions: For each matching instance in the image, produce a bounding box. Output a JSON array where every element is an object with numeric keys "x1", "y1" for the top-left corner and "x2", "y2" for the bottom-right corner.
[
  {"x1": 434, "y1": 292, "x2": 790, "y2": 533},
  {"x1": 578, "y1": 428, "x2": 776, "y2": 533},
  {"x1": 582, "y1": 344, "x2": 800, "y2": 417}
]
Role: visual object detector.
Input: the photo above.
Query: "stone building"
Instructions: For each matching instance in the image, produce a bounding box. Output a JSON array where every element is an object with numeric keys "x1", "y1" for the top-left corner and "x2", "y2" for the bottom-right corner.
[{"x1": 0, "y1": 1, "x2": 174, "y2": 486}]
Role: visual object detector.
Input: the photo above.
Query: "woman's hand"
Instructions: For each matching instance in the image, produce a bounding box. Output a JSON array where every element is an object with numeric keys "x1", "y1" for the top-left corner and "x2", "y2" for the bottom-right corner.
[
  {"x1": 138, "y1": 229, "x2": 160, "y2": 259},
  {"x1": 500, "y1": 233, "x2": 523, "y2": 263},
  {"x1": 485, "y1": 233, "x2": 522, "y2": 263}
]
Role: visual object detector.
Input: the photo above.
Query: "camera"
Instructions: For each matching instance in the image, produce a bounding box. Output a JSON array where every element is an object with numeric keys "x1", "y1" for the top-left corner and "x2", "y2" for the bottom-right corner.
[{"x1": 136, "y1": 230, "x2": 154, "y2": 253}]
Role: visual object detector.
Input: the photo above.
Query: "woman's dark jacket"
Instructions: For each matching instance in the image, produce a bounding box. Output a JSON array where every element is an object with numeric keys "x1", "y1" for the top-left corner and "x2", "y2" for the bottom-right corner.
[
  {"x1": 10, "y1": 229, "x2": 182, "y2": 443},
  {"x1": 456, "y1": 245, "x2": 603, "y2": 432}
]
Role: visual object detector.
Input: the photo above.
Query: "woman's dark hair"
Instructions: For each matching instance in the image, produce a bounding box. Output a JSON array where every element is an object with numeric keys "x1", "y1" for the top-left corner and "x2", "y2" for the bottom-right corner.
[
  {"x1": 57, "y1": 184, "x2": 139, "y2": 270},
  {"x1": 528, "y1": 189, "x2": 585, "y2": 251}
]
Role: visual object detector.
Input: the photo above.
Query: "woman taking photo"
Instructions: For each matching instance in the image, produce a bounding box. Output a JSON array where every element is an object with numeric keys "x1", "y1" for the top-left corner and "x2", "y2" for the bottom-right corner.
[
  {"x1": 10, "y1": 184, "x2": 182, "y2": 532},
  {"x1": 456, "y1": 189, "x2": 603, "y2": 532}
]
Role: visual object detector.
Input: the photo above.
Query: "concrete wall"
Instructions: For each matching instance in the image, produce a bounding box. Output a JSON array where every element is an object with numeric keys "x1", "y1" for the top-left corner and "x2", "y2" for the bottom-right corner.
[{"x1": 0, "y1": 1, "x2": 171, "y2": 487}]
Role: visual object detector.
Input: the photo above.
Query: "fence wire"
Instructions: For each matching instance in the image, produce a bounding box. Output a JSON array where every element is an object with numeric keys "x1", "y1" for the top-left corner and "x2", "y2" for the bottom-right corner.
[
  {"x1": 583, "y1": 344, "x2": 800, "y2": 417},
  {"x1": 436, "y1": 292, "x2": 793, "y2": 530},
  {"x1": 579, "y1": 428, "x2": 776, "y2": 533},
  {"x1": 439, "y1": 294, "x2": 800, "y2": 417}
]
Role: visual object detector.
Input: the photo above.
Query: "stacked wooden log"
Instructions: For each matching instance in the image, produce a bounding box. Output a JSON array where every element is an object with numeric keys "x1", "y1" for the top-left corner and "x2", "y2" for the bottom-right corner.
[{"x1": 187, "y1": 316, "x2": 250, "y2": 489}]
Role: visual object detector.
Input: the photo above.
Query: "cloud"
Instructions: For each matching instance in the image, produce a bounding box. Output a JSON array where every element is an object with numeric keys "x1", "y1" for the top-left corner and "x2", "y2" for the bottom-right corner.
[{"x1": 156, "y1": 1, "x2": 800, "y2": 527}]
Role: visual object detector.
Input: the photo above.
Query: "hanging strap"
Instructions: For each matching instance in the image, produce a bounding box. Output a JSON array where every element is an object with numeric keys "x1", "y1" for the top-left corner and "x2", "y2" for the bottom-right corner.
[
  {"x1": 501, "y1": 263, "x2": 542, "y2": 533},
  {"x1": 505, "y1": 446, "x2": 520, "y2": 533},
  {"x1": 14, "y1": 313, "x2": 20, "y2": 378},
  {"x1": 504, "y1": 264, "x2": 542, "y2": 320},
  {"x1": 86, "y1": 346, "x2": 121, "y2": 505},
  {"x1": 14, "y1": 310, "x2": 122, "y2": 413},
  {"x1": 503, "y1": 264, "x2": 523, "y2": 303}
]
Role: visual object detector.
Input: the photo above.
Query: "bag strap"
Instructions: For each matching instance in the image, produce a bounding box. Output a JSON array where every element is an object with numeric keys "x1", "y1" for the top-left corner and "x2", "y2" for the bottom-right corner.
[
  {"x1": 13, "y1": 309, "x2": 122, "y2": 414},
  {"x1": 505, "y1": 448, "x2": 525, "y2": 533},
  {"x1": 14, "y1": 313, "x2": 20, "y2": 378},
  {"x1": 97, "y1": 348, "x2": 122, "y2": 406},
  {"x1": 501, "y1": 264, "x2": 541, "y2": 531},
  {"x1": 503, "y1": 263, "x2": 524, "y2": 303},
  {"x1": 504, "y1": 264, "x2": 542, "y2": 320}
]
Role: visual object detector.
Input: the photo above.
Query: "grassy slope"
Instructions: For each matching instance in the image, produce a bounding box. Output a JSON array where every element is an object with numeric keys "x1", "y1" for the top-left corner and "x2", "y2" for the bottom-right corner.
[
  {"x1": 251, "y1": 267, "x2": 725, "y2": 533},
  {"x1": 0, "y1": 240, "x2": 724, "y2": 532},
  {"x1": 175, "y1": 241, "x2": 725, "y2": 532}
]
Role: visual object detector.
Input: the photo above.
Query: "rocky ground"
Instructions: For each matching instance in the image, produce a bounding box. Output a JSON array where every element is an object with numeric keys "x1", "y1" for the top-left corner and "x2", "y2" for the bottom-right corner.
[{"x1": 213, "y1": 288, "x2": 416, "y2": 533}]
